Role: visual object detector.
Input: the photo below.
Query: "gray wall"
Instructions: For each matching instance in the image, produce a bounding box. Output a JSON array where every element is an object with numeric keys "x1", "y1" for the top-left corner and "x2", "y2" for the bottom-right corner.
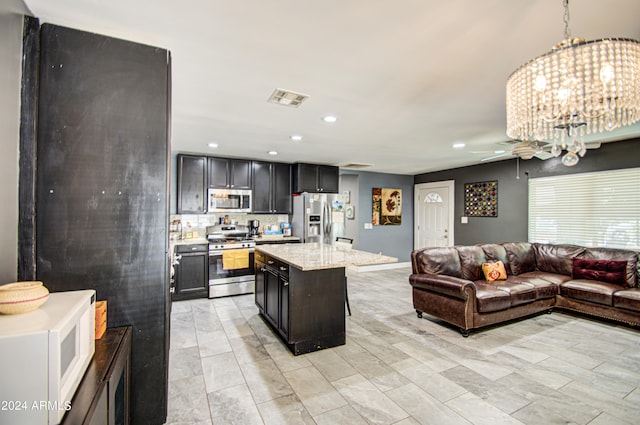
[
  {"x1": 0, "y1": 3, "x2": 28, "y2": 283},
  {"x1": 414, "y1": 138, "x2": 640, "y2": 246},
  {"x1": 339, "y1": 173, "x2": 359, "y2": 247},
  {"x1": 342, "y1": 170, "x2": 414, "y2": 262}
]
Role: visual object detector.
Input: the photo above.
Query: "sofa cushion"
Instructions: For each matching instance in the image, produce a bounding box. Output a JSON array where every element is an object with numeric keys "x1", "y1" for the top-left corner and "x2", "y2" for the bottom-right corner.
[
  {"x1": 503, "y1": 242, "x2": 536, "y2": 275},
  {"x1": 534, "y1": 243, "x2": 586, "y2": 276},
  {"x1": 481, "y1": 244, "x2": 512, "y2": 275},
  {"x1": 413, "y1": 247, "x2": 462, "y2": 278},
  {"x1": 481, "y1": 261, "x2": 507, "y2": 282},
  {"x1": 475, "y1": 283, "x2": 512, "y2": 313},
  {"x1": 572, "y1": 258, "x2": 628, "y2": 286},
  {"x1": 504, "y1": 274, "x2": 558, "y2": 299},
  {"x1": 485, "y1": 279, "x2": 537, "y2": 307},
  {"x1": 560, "y1": 280, "x2": 622, "y2": 306},
  {"x1": 613, "y1": 288, "x2": 640, "y2": 312},
  {"x1": 580, "y1": 247, "x2": 638, "y2": 287},
  {"x1": 519, "y1": 271, "x2": 572, "y2": 286},
  {"x1": 456, "y1": 246, "x2": 487, "y2": 281}
]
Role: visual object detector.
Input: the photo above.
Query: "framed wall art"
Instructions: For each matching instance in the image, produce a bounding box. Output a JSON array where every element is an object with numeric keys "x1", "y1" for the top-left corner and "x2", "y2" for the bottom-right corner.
[
  {"x1": 464, "y1": 180, "x2": 498, "y2": 217},
  {"x1": 372, "y1": 188, "x2": 402, "y2": 225},
  {"x1": 345, "y1": 205, "x2": 355, "y2": 220}
]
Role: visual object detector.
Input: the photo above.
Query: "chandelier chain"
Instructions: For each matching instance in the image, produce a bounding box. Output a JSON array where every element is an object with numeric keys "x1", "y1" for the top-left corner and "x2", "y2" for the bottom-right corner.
[{"x1": 563, "y1": 0, "x2": 571, "y2": 40}]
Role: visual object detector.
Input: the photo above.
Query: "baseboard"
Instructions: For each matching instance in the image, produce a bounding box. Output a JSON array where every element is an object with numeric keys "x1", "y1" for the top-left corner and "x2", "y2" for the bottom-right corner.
[{"x1": 348, "y1": 261, "x2": 411, "y2": 273}]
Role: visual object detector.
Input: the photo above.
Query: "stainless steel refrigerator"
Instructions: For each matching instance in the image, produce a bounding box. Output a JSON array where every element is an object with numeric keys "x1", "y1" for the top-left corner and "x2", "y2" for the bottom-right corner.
[{"x1": 292, "y1": 193, "x2": 346, "y2": 244}]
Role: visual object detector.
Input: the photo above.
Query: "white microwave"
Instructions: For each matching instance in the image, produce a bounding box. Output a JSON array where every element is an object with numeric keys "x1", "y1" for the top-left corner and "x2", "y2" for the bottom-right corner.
[
  {"x1": 0, "y1": 289, "x2": 96, "y2": 425},
  {"x1": 208, "y1": 188, "x2": 252, "y2": 213}
]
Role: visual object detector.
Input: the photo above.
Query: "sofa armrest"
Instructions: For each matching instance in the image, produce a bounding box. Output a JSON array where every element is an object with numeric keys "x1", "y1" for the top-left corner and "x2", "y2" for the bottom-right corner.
[{"x1": 409, "y1": 273, "x2": 475, "y2": 300}]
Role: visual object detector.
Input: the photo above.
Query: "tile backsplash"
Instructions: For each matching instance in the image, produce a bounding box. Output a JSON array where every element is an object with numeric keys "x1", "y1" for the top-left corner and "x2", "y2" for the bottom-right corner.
[{"x1": 170, "y1": 213, "x2": 290, "y2": 240}]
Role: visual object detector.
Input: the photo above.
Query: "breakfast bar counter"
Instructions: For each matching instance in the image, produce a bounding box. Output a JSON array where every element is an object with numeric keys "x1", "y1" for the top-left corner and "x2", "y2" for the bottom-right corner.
[
  {"x1": 256, "y1": 242, "x2": 398, "y2": 271},
  {"x1": 255, "y1": 243, "x2": 397, "y2": 355}
]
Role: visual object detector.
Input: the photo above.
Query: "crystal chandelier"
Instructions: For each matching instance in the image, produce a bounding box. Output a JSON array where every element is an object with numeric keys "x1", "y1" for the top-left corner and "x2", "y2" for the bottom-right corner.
[{"x1": 506, "y1": 0, "x2": 640, "y2": 166}]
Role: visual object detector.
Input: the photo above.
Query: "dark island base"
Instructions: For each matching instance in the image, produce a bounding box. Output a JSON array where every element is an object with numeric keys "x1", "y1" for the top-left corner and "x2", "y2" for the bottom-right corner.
[
  {"x1": 259, "y1": 313, "x2": 346, "y2": 355},
  {"x1": 256, "y1": 251, "x2": 347, "y2": 356}
]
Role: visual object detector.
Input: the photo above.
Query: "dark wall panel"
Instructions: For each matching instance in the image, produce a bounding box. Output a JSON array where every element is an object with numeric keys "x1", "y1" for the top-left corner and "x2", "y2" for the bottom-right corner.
[
  {"x1": 18, "y1": 15, "x2": 39, "y2": 281},
  {"x1": 414, "y1": 138, "x2": 640, "y2": 246},
  {"x1": 35, "y1": 24, "x2": 169, "y2": 424}
]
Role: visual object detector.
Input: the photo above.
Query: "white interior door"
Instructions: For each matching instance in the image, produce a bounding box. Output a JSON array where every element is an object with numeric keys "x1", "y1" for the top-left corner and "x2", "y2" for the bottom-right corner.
[{"x1": 414, "y1": 181, "x2": 454, "y2": 249}]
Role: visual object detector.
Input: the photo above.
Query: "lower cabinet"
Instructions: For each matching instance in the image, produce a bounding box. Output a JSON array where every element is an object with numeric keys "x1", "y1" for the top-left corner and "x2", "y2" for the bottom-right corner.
[
  {"x1": 173, "y1": 244, "x2": 209, "y2": 300},
  {"x1": 256, "y1": 252, "x2": 290, "y2": 339},
  {"x1": 62, "y1": 326, "x2": 132, "y2": 425},
  {"x1": 254, "y1": 251, "x2": 344, "y2": 355},
  {"x1": 255, "y1": 258, "x2": 266, "y2": 312}
]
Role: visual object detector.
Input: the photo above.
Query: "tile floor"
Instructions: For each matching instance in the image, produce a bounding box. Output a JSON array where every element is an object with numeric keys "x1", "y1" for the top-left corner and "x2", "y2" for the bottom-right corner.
[{"x1": 165, "y1": 267, "x2": 640, "y2": 425}]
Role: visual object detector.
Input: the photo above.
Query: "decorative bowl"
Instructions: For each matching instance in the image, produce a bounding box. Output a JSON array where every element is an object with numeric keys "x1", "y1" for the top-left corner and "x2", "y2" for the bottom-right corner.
[{"x1": 0, "y1": 281, "x2": 50, "y2": 315}]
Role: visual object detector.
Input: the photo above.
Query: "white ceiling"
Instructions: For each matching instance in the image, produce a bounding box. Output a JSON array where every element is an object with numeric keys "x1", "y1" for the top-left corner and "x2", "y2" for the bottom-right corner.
[{"x1": 22, "y1": 0, "x2": 640, "y2": 174}]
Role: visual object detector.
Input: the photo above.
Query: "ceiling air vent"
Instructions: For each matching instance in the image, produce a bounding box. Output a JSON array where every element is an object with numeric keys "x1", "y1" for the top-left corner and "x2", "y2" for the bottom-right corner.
[
  {"x1": 267, "y1": 88, "x2": 309, "y2": 108},
  {"x1": 341, "y1": 163, "x2": 373, "y2": 169}
]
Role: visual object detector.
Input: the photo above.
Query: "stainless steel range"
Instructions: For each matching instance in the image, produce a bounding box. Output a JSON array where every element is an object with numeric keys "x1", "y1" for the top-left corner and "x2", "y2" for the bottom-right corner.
[{"x1": 206, "y1": 224, "x2": 255, "y2": 298}]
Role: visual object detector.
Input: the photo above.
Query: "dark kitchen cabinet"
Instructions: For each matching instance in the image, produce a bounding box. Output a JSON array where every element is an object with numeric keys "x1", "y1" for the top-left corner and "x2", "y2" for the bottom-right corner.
[
  {"x1": 278, "y1": 271, "x2": 289, "y2": 336},
  {"x1": 318, "y1": 165, "x2": 340, "y2": 193},
  {"x1": 208, "y1": 157, "x2": 252, "y2": 189},
  {"x1": 177, "y1": 154, "x2": 207, "y2": 214},
  {"x1": 252, "y1": 161, "x2": 292, "y2": 213},
  {"x1": 173, "y1": 244, "x2": 209, "y2": 301},
  {"x1": 265, "y1": 266, "x2": 280, "y2": 328},
  {"x1": 255, "y1": 258, "x2": 266, "y2": 312},
  {"x1": 293, "y1": 163, "x2": 339, "y2": 193},
  {"x1": 255, "y1": 252, "x2": 290, "y2": 339}
]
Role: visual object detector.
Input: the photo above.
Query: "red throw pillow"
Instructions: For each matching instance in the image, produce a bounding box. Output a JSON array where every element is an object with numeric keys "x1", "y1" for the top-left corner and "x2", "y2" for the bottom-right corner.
[{"x1": 571, "y1": 258, "x2": 628, "y2": 286}]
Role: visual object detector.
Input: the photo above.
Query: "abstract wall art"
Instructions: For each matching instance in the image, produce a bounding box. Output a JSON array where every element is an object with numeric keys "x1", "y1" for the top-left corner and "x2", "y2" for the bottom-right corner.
[
  {"x1": 464, "y1": 180, "x2": 498, "y2": 217},
  {"x1": 372, "y1": 188, "x2": 402, "y2": 225}
]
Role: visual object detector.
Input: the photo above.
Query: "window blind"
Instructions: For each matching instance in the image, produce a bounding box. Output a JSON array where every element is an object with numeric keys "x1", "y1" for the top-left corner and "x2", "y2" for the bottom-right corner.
[{"x1": 528, "y1": 168, "x2": 640, "y2": 251}]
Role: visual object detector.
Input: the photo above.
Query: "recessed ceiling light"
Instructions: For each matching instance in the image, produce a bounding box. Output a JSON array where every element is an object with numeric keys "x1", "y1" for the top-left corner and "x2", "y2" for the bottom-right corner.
[
  {"x1": 290, "y1": 134, "x2": 303, "y2": 141},
  {"x1": 268, "y1": 151, "x2": 278, "y2": 155},
  {"x1": 494, "y1": 150, "x2": 506, "y2": 154},
  {"x1": 322, "y1": 115, "x2": 337, "y2": 123},
  {"x1": 208, "y1": 142, "x2": 219, "y2": 148},
  {"x1": 452, "y1": 142, "x2": 466, "y2": 149}
]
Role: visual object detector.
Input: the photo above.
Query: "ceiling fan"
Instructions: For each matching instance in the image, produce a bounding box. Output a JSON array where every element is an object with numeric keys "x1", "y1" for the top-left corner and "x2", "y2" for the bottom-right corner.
[{"x1": 478, "y1": 140, "x2": 602, "y2": 162}]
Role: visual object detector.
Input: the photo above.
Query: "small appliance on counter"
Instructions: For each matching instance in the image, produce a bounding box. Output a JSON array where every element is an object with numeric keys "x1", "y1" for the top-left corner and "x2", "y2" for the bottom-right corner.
[{"x1": 248, "y1": 219, "x2": 260, "y2": 237}]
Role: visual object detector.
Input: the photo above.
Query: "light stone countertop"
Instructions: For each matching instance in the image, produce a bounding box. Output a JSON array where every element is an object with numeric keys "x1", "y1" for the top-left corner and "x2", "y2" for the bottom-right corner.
[{"x1": 256, "y1": 243, "x2": 398, "y2": 271}]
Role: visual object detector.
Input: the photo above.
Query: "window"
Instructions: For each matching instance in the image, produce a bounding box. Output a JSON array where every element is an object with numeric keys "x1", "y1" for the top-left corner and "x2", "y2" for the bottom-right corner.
[
  {"x1": 528, "y1": 168, "x2": 640, "y2": 250},
  {"x1": 425, "y1": 192, "x2": 443, "y2": 203}
]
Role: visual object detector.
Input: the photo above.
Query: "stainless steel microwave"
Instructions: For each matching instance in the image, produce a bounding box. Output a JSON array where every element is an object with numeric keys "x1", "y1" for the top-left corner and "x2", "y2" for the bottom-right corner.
[{"x1": 208, "y1": 188, "x2": 252, "y2": 213}]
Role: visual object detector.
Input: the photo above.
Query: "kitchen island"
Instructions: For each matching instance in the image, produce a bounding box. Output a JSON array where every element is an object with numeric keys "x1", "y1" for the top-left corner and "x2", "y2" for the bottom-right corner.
[{"x1": 255, "y1": 243, "x2": 397, "y2": 355}]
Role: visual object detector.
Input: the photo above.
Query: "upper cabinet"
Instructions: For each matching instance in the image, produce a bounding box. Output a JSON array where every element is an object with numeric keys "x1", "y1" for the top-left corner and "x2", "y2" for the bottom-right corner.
[
  {"x1": 177, "y1": 154, "x2": 207, "y2": 214},
  {"x1": 293, "y1": 163, "x2": 339, "y2": 193},
  {"x1": 208, "y1": 157, "x2": 252, "y2": 189},
  {"x1": 252, "y1": 161, "x2": 292, "y2": 214}
]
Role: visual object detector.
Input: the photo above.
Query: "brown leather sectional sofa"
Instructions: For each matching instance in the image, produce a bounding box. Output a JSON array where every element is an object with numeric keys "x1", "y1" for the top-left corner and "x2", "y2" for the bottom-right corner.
[{"x1": 410, "y1": 242, "x2": 640, "y2": 336}]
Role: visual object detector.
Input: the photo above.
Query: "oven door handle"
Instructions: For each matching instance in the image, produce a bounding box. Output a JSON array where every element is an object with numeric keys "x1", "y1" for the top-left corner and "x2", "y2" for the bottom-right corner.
[{"x1": 209, "y1": 249, "x2": 255, "y2": 256}]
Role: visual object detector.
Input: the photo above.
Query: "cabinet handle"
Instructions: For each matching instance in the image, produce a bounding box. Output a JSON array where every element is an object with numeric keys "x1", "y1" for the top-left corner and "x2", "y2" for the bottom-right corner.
[
  {"x1": 279, "y1": 266, "x2": 287, "y2": 271},
  {"x1": 267, "y1": 260, "x2": 274, "y2": 265},
  {"x1": 283, "y1": 281, "x2": 289, "y2": 286}
]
